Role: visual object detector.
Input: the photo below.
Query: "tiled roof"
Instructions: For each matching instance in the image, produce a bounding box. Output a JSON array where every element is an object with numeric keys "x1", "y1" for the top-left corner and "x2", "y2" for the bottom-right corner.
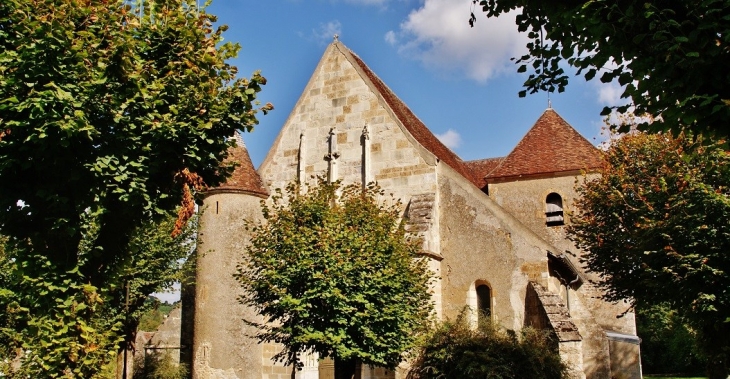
[
  {"x1": 463, "y1": 157, "x2": 505, "y2": 189},
  {"x1": 339, "y1": 43, "x2": 475, "y2": 182},
  {"x1": 486, "y1": 109, "x2": 603, "y2": 181},
  {"x1": 210, "y1": 134, "x2": 269, "y2": 198}
]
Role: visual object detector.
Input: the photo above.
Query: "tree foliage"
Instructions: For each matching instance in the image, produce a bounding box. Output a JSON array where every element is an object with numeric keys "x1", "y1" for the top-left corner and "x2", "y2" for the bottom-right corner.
[
  {"x1": 568, "y1": 132, "x2": 730, "y2": 378},
  {"x1": 407, "y1": 310, "x2": 568, "y2": 379},
  {"x1": 0, "y1": 213, "x2": 197, "y2": 378},
  {"x1": 637, "y1": 303, "x2": 706, "y2": 376},
  {"x1": 0, "y1": 0, "x2": 268, "y2": 274},
  {"x1": 471, "y1": 0, "x2": 730, "y2": 137},
  {"x1": 238, "y1": 180, "x2": 433, "y2": 376},
  {"x1": 133, "y1": 349, "x2": 188, "y2": 379},
  {"x1": 137, "y1": 299, "x2": 178, "y2": 332},
  {"x1": 0, "y1": 0, "x2": 267, "y2": 376}
]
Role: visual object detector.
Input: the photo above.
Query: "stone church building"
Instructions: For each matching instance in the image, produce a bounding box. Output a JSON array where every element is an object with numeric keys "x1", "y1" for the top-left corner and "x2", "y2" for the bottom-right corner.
[{"x1": 186, "y1": 40, "x2": 642, "y2": 379}]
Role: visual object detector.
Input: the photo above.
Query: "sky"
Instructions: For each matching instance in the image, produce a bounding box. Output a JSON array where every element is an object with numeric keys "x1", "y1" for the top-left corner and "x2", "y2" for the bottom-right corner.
[{"x1": 202, "y1": 0, "x2": 626, "y2": 168}]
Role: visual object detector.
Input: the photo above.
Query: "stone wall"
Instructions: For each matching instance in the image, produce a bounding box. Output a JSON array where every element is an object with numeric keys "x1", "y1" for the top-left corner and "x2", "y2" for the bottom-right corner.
[
  {"x1": 490, "y1": 174, "x2": 640, "y2": 378},
  {"x1": 259, "y1": 44, "x2": 438, "y2": 205},
  {"x1": 193, "y1": 192, "x2": 271, "y2": 379},
  {"x1": 436, "y1": 166, "x2": 557, "y2": 331}
]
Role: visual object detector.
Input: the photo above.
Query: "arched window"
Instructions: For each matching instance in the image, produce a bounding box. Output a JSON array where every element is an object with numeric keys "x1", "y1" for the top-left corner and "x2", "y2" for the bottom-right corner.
[
  {"x1": 545, "y1": 193, "x2": 564, "y2": 226},
  {"x1": 476, "y1": 284, "x2": 492, "y2": 323}
]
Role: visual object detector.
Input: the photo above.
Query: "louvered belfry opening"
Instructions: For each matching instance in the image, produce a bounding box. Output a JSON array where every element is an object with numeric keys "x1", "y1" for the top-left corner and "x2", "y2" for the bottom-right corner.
[{"x1": 545, "y1": 192, "x2": 565, "y2": 226}]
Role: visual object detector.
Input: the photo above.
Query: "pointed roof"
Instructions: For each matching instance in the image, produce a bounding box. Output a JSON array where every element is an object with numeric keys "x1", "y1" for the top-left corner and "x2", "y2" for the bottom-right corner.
[
  {"x1": 485, "y1": 109, "x2": 603, "y2": 182},
  {"x1": 209, "y1": 134, "x2": 269, "y2": 198},
  {"x1": 339, "y1": 43, "x2": 475, "y2": 182}
]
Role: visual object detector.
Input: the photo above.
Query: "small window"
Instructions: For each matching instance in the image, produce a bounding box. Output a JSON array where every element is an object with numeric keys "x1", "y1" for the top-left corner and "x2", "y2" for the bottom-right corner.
[
  {"x1": 545, "y1": 193, "x2": 564, "y2": 226},
  {"x1": 476, "y1": 284, "x2": 491, "y2": 323}
]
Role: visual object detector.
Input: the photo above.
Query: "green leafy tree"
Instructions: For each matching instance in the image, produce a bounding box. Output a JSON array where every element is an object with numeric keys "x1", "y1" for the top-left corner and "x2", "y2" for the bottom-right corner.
[
  {"x1": 636, "y1": 303, "x2": 706, "y2": 376},
  {"x1": 238, "y1": 180, "x2": 433, "y2": 379},
  {"x1": 471, "y1": 0, "x2": 730, "y2": 137},
  {"x1": 0, "y1": 0, "x2": 268, "y2": 375},
  {"x1": 568, "y1": 132, "x2": 730, "y2": 378},
  {"x1": 137, "y1": 298, "x2": 178, "y2": 332},
  {"x1": 0, "y1": 212, "x2": 197, "y2": 378},
  {"x1": 407, "y1": 309, "x2": 568, "y2": 379}
]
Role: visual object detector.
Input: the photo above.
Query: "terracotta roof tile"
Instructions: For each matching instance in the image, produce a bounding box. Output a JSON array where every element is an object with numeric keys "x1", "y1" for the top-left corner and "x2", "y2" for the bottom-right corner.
[
  {"x1": 340, "y1": 43, "x2": 475, "y2": 183},
  {"x1": 463, "y1": 157, "x2": 505, "y2": 189},
  {"x1": 210, "y1": 134, "x2": 269, "y2": 198},
  {"x1": 486, "y1": 109, "x2": 603, "y2": 181}
]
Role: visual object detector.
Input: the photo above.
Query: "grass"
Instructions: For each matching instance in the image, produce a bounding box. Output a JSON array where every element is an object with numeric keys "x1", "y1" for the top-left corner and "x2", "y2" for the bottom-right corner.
[{"x1": 643, "y1": 376, "x2": 707, "y2": 379}]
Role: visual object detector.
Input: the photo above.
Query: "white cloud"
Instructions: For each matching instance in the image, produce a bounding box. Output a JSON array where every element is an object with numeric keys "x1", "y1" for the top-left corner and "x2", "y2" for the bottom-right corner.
[
  {"x1": 435, "y1": 129, "x2": 462, "y2": 149},
  {"x1": 384, "y1": 30, "x2": 397, "y2": 45},
  {"x1": 152, "y1": 282, "x2": 181, "y2": 304},
  {"x1": 595, "y1": 81, "x2": 624, "y2": 105},
  {"x1": 311, "y1": 20, "x2": 343, "y2": 45},
  {"x1": 389, "y1": 0, "x2": 528, "y2": 82}
]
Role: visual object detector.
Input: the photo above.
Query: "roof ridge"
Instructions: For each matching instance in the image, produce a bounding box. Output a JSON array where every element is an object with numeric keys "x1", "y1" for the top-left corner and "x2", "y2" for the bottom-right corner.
[{"x1": 334, "y1": 42, "x2": 476, "y2": 182}]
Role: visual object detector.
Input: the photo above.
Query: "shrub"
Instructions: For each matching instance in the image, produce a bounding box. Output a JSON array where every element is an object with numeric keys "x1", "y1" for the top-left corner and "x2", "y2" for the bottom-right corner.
[
  {"x1": 133, "y1": 349, "x2": 187, "y2": 379},
  {"x1": 408, "y1": 311, "x2": 568, "y2": 379}
]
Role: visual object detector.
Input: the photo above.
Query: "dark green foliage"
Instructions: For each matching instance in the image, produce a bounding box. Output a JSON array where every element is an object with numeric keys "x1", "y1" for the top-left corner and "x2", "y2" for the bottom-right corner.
[
  {"x1": 408, "y1": 310, "x2": 568, "y2": 379},
  {"x1": 568, "y1": 133, "x2": 730, "y2": 378},
  {"x1": 0, "y1": 214, "x2": 196, "y2": 378},
  {"x1": 138, "y1": 298, "x2": 178, "y2": 332},
  {"x1": 637, "y1": 304, "x2": 706, "y2": 376},
  {"x1": 238, "y1": 179, "x2": 433, "y2": 371},
  {"x1": 0, "y1": 0, "x2": 267, "y2": 376},
  {"x1": 133, "y1": 349, "x2": 188, "y2": 379},
  {"x1": 473, "y1": 0, "x2": 730, "y2": 138}
]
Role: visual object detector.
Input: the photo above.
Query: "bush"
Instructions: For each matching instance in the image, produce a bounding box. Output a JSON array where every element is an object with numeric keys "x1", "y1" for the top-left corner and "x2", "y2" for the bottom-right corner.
[
  {"x1": 133, "y1": 349, "x2": 187, "y2": 379},
  {"x1": 408, "y1": 311, "x2": 568, "y2": 379}
]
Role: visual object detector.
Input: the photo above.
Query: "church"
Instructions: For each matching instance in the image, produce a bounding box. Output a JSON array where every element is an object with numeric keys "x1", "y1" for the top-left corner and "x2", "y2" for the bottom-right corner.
[{"x1": 186, "y1": 40, "x2": 642, "y2": 379}]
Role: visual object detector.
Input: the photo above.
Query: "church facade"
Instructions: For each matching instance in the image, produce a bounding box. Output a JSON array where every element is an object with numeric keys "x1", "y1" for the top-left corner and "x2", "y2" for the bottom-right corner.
[{"x1": 187, "y1": 41, "x2": 642, "y2": 379}]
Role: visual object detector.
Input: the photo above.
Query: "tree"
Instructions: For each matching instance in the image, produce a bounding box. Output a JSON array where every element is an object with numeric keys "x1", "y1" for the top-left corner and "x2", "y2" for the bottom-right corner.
[
  {"x1": 0, "y1": 0, "x2": 269, "y2": 376},
  {"x1": 568, "y1": 132, "x2": 730, "y2": 378},
  {"x1": 0, "y1": 213, "x2": 197, "y2": 378},
  {"x1": 238, "y1": 180, "x2": 433, "y2": 379},
  {"x1": 471, "y1": 0, "x2": 730, "y2": 137},
  {"x1": 636, "y1": 303, "x2": 706, "y2": 376}
]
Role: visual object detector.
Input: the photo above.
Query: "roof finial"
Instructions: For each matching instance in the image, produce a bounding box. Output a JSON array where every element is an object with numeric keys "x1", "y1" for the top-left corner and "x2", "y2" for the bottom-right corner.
[
  {"x1": 548, "y1": 96, "x2": 552, "y2": 109},
  {"x1": 333, "y1": 34, "x2": 339, "y2": 42}
]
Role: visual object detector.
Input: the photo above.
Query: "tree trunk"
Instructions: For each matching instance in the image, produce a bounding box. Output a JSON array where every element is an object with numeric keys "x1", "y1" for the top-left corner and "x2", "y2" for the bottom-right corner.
[{"x1": 333, "y1": 357, "x2": 360, "y2": 379}]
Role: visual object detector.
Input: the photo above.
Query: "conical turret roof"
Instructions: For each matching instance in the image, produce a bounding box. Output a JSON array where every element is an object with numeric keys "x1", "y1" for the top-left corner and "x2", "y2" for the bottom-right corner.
[{"x1": 209, "y1": 134, "x2": 269, "y2": 198}]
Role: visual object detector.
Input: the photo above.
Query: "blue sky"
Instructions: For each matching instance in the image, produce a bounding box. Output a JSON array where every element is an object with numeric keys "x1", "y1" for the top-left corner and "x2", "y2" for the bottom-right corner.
[{"x1": 205, "y1": 0, "x2": 625, "y2": 167}]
